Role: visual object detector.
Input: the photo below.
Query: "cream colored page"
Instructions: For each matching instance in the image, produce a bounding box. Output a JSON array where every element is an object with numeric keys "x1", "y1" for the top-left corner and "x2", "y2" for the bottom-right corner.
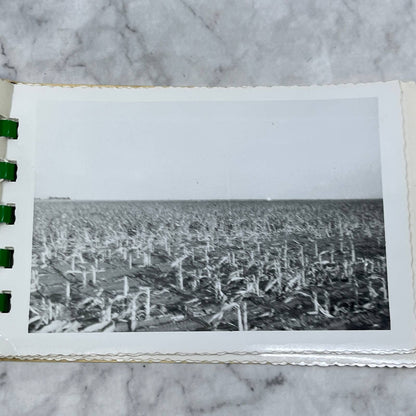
[{"x1": 0, "y1": 79, "x2": 14, "y2": 116}]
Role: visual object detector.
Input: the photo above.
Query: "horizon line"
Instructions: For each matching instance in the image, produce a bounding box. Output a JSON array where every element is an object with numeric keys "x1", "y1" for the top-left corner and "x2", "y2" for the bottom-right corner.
[{"x1": 35, "y1": 197, "x2": 384, "y2": 202}]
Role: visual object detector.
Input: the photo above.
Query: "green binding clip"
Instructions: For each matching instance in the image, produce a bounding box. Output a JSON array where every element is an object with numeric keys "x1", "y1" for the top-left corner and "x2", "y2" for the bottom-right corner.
[
  {"x1": 0, "y1": 117, "x2": 18, "y2": 139},
  {"x1": 0, "y1": 205, "x2": 15, "y2": 224},
  {"x1": 0, "y1": 161, "x2": 17, "y2": 181},
  {"x1": 0, "y1": 291, "x2": 11, "y2": 313},
  {"x1": 0, "y1": 248, "x2": 13, "y2": 268}
]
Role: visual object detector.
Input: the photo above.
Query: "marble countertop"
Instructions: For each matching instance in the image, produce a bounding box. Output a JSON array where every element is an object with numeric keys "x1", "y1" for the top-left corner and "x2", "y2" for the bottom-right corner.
[
  {"x1": 1, "y1": 1, "x2": 416, "y2": 414},
  {"x1": 1, "y1": 362, "x2": 416, "y2": 415}
]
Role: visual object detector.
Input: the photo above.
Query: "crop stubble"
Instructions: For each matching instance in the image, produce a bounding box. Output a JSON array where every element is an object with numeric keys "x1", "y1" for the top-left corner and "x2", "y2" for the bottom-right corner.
[{"x1": 29, "y1": 199, "x2": 389, "y2": 333}]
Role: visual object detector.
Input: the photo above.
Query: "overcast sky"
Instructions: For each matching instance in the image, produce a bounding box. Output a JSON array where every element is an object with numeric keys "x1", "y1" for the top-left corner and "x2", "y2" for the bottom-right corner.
[{"x1": 35, "y1": 97, "x2": 381, "y2": 200}]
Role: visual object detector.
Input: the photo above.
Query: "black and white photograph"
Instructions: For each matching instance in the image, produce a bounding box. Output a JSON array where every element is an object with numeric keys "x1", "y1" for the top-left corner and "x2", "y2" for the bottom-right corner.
[{"x1": 28, "y1": 96, "x2": 390, "y2": 333}]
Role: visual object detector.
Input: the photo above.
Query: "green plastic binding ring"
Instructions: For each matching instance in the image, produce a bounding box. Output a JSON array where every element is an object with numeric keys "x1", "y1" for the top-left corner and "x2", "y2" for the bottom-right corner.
[
  {"x1": 0, "y1": 248, "x2": 13, "y2": 268},
  {"x1": 0, "y1": 118, "x2": 18, "y2": 139},
  {"x1": 0, "y1": 205, "x2": 15, "y2": 224},
  {"x1": 0, "y1": 161, "x2": 17, "y2": 181},
  {"x1": 0, "y1": 292, "x2": 11, "y2": 313}
]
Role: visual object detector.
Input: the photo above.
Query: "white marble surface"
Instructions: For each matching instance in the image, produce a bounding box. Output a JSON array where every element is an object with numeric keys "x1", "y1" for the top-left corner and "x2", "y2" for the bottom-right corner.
[
  {"x1": 2, "y1": 362, "x2": 416, "y2": 416},
  {"x1": 1, "y1": 0, "x2": 416, "y2": 414}
]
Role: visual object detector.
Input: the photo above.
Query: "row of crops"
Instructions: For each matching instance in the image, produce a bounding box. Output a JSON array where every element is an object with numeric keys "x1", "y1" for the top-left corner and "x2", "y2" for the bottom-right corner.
[{"x1": 29, "y1": 199, "x2": 390, "y2": 332}]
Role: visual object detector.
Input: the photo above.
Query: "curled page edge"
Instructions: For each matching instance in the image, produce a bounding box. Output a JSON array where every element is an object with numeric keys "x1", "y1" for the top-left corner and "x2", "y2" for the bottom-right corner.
[{"x1": 400, "y1": 81, "x2": 416, "y2": 339}]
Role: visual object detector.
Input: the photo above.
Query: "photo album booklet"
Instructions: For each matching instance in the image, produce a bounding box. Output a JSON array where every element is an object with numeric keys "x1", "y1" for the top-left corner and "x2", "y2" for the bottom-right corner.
[{"x1": 1, "y1": 79, "x2": 416, "y2": 366}]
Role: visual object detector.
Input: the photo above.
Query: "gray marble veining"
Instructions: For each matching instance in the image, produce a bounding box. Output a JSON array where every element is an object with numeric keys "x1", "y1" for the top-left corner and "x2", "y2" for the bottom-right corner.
[
  {"x1": 1, "y1": 1, "x2": 416, "y2": 87},
  {"x1": 1, "y1": 362, "x2": 416, "y2": 415},
  {"x1": 1, "y1": 0, "x2": 416, "y2": 414}
]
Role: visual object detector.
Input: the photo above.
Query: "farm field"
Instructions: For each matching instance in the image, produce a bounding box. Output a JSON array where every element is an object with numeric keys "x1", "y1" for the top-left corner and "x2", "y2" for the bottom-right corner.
[{"x1": 29, "y1": 199, "x2": 390, "y2": 333}]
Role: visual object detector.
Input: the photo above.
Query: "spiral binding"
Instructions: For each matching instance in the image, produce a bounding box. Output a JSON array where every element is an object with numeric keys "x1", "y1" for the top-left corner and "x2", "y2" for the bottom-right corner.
[{"x1": 0, "y1": 115, "x2": 18, "y2": 313}]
